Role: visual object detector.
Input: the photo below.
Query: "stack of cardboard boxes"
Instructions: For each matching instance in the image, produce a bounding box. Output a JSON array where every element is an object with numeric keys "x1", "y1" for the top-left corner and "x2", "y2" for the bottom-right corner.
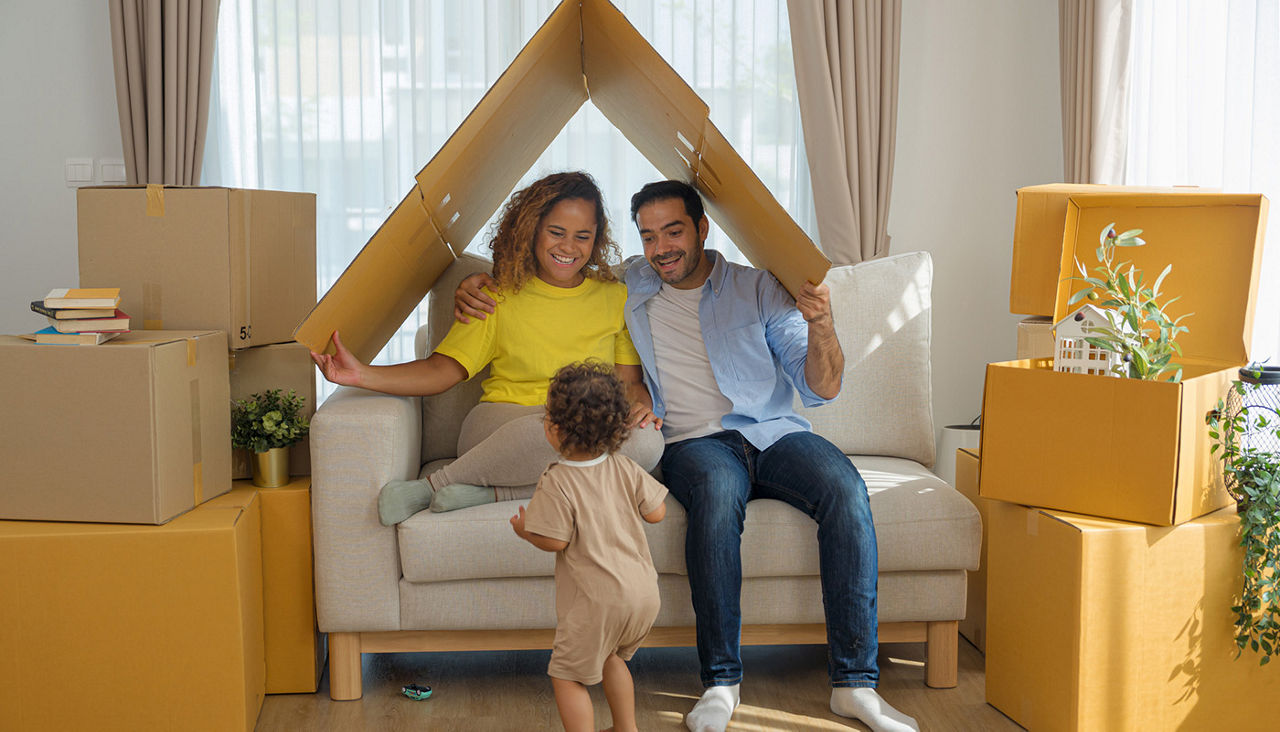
[
  {"x1": 969, "y1": 186, "x2": 1277, "y2": 729},
  {"x1": 0, "y1": 186, "x2": 324, "y2": 731}
]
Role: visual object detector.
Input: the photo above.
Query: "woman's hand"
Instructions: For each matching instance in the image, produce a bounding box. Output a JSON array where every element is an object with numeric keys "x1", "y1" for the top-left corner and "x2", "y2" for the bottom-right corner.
[
  {"x1": 310, "y1": 331, "x2": 366, "y2": 387},
  {"x1": 455, "y1": 272, "x2": 499, "y2": 323}
]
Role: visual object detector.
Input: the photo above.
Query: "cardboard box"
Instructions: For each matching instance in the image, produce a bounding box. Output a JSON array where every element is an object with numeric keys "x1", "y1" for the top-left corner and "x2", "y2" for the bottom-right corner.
[
  {"x1": 78, "y1": 186, "x2": 316, "y2": 351},
  {"x1": 294, "y1": 0, "x2": 830, "y2": 362},
  {"x1": 985, "y1": 503, "x2": 1280, "y2": 731},
  {"x1": 1011, "y1": 184, "x2": 1204, "y2": 316},
  {"x1": 229, "y1": 343, "x2": 316, "y2": 479},
  {"x1": 954, "y1": 448, "x2": 988, "y2": 652},
  {"x1": 1016, "y1": 315, "x2": 1054, "y2": 360},
  {"x1": 0, "y1": 490, "x2": 265, "y2": 731},
  {"x1": 0, "y1": 330, "x2": 232, "y2": 524},
  {"x1": 981, "y1": 193, "x2": 1268, "y2": 526},
  {"x1": 229, "y1": 480, "x2": 327, "y2": 694}
]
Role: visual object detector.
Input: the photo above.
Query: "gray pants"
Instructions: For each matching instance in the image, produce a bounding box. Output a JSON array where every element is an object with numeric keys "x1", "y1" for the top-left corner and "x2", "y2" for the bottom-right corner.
[{"x1": 427, "y1": 402, "x2": 665, "y2": 491}]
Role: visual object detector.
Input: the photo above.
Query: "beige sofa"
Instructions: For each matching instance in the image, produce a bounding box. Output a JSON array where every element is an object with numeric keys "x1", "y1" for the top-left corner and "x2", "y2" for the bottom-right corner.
[{"x1": 310, "y1": 250, "x2": 981, "y2": 700}]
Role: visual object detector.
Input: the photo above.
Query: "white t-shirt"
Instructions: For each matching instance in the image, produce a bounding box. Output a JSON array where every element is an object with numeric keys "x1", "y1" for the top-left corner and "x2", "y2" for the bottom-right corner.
[{"x1": 645, "y1": 283, "x2": 734, "y2": 444}]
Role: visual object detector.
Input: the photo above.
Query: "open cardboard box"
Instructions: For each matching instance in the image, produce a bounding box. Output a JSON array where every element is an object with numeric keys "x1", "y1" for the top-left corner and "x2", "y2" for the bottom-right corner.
[
  {"x1": 981, "y1": 193, "x2": 1268, "y2": 526},
  {"x1": 985, "y1": 502, "x2": 1279, "y2": 731},
  {"x1": 1010, "y1": 184, "x2": 1206, "y2": 316},
  {"x1": 293, "y1": 0, "x2": 830, "y2": 361}
]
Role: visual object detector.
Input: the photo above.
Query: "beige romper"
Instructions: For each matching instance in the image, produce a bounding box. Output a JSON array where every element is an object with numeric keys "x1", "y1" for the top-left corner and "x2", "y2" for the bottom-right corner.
[{"x1": 523, "y1": 453, "x2": 668, "y2": 685}]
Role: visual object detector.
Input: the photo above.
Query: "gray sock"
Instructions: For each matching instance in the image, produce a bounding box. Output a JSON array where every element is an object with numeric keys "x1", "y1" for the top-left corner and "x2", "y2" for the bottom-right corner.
[
  {"x1": 429, "y1": 483, "x2": 495, "y2": 513},
  {"x1": 377, "y1": 478, "x2": 435, "y2": 525}
]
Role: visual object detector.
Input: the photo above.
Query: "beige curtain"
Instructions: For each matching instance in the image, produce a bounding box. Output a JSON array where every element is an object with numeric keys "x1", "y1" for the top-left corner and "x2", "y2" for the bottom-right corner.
[
  {"x1": 1059, "y1": 0, "x2": 1132, "y2": 184},
  {"x1": 109, "y1": 0, "x2": 221, "y2": 185},
  {"x1": 787, "y1": 0, "x2": 901, "y2": 265}
]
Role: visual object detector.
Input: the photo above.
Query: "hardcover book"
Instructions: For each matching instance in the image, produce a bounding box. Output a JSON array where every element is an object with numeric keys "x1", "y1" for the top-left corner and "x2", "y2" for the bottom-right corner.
[
  {"x1": 45, "y1": 309, "x2": 130, "y2": 333},
  {"x1": 30, "y1": 300, "x2": 122, "y2": 320},
  {"x1": 21, "y1": 327, "x2": 123, "y2": 345},
  {"x1": 43, "y1": 287, "x2": 121, "y2": 309}
]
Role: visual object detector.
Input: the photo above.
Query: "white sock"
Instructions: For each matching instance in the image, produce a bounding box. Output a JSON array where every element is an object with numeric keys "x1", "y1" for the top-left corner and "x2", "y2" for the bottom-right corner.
[
  {"x1": 685, "y1": 684, "x2": 739, "y2": 732},
  {"x1": 830, "y1": 687, "x2": 918, "y2": 732}
]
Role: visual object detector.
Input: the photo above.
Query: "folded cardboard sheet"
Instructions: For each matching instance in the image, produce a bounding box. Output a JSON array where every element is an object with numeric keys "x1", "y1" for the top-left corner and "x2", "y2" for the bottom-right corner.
[
  {"x1": 982, "y1": 193, "x2": 1268, "y2": 526},
  {"x1": 986, "y1": 503, "x2": 1279, "y2": 731},
  {"x1": 0, "y1": 330, "x2": 232, "y2": 524},
  {"x1": 294, "y1": 0, "x2": 830, "y2": 362},
  {"x1": 0, "y1": 490, "x2": 265, "y2": 731}
]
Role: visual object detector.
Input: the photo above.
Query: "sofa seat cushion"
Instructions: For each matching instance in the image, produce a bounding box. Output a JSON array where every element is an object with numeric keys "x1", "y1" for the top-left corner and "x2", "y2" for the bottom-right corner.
[{"x1": 397, "y1": 455, "x2": 980, "y2": 584}]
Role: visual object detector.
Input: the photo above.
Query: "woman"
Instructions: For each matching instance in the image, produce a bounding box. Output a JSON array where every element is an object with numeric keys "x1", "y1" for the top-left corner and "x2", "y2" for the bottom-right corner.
[{"x1": 312, "y1": 171, "x2": 664, "y2": 524}]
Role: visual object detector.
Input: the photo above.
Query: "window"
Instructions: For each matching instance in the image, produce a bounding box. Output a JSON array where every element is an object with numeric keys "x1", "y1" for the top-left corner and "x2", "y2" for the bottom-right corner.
[{"x1": 205, "y1": 0, "x2": 814, "y2": 401}]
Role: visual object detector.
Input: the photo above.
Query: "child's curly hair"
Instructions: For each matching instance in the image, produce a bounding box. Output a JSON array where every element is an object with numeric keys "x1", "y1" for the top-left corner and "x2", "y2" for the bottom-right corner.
[
  {"x1": 488, "y1": 171, "x2": 620, "y2": 293},
  {"x1": 545, "y1": 361, "x2": 632, "y2": 458}
]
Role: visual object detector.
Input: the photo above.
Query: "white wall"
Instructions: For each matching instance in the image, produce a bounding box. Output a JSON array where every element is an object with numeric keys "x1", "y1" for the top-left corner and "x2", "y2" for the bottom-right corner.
[
  {"x1": 0, "y1": 1, "x2": 121, "y2": 335},
  {"x1": 890, "y1": 0, "x2": 1062, "y2": 458},
  {"x1": 1, "y1": 0, "x2": 1062, "y2": 466}
]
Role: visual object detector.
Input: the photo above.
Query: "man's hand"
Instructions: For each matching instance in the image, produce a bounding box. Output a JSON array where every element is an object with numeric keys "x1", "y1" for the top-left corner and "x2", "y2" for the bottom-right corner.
[
  {"x1": 799, "y1": 281, "x2": 843, "y2": 400},
  {"x1": 455, "y1": 272, "x2": 499, "y2": 323},
  {"x1": 627, "y1": 400, "x2": 664, "y2": 431},
  {"x1": 796, "y1": 281, "x2": 833, "y2": 324},
  {"x1": 310, "y1": 331, "x2": 366, "y2": 387}
]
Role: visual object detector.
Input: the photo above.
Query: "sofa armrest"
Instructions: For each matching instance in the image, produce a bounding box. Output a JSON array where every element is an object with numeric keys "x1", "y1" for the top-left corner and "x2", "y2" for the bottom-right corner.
[{"x1": 310, "y1": 386, "x2": 422, "y2": 632}]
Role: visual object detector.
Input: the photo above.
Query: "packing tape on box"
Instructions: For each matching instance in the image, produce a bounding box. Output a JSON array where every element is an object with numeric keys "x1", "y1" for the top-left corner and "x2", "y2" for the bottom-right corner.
[
  {"x1": 143, "y1": 281, "x2": 163, "y2": 330},
  {"x1": 190, "y1": 377, "x2": 203, "y2": 504},
  {"x1": 145, "y1": 184, "x2": 165, "y2": 217},
  {"x1": 1027, "y1": 511, "x2": 1038, "y2": 536}
]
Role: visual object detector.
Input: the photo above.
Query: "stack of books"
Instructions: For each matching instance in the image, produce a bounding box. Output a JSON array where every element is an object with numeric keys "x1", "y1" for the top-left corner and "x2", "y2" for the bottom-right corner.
[{"x1": 26, "y1": 288, "x2": 130, "y2": 345}]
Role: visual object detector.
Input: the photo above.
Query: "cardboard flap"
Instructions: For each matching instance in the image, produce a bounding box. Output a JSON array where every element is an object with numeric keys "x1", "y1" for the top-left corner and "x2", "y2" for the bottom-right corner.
[{"x1": 1058, "y1": 193, "x2": 1268, "y2": 366}]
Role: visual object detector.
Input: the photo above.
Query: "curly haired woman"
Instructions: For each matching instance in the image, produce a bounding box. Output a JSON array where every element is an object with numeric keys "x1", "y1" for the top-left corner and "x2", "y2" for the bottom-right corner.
[{"x1": 312, "y1": 171, "x2": 664, "y2": 523}]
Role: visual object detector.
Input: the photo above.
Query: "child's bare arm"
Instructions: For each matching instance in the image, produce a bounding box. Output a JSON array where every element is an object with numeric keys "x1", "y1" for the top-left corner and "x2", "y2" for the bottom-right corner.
[
  {"x1": 510, "y1": 506, "x2": 569, "y2": 552},
  {"x1": 642, "y1": 502, "x2": 666, "y2": 524}
]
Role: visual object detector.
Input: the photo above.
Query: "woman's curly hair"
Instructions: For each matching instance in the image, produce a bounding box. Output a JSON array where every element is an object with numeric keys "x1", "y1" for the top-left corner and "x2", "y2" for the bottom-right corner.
[
  {"x1": 545, "y1": 361, "x2": 632, "y2": 458},
  {"x1": 488, "y1": 171, "x2": 620, "y2": 292}
]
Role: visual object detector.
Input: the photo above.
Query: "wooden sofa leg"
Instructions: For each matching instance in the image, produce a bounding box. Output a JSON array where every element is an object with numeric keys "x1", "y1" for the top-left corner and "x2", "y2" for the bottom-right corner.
[
  {"x1": 328, "y1": 632, "x2": 364, "y2": 700},
  {"x1": 924, "y1": 620, "x2": 958, "y2": 688}
]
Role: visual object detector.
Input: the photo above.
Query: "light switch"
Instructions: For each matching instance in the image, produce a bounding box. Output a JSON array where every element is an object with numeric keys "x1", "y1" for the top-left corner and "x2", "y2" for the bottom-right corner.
[
  {"x1": 100, "y1": 159, "x2": 127, "y2": 184},
  {"x1": 65, "y1": 157, "x2": 94, "y2": 187}
]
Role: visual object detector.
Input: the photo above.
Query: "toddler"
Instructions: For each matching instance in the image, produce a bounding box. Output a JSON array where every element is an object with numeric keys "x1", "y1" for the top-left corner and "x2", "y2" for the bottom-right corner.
[{"x1": 510, "y1": 361, "x2": 668, "y2": 732}]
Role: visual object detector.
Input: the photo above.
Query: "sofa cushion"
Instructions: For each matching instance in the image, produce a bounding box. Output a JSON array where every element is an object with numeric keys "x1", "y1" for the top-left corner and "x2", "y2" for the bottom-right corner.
[
  {"x1": 396, "y1": 455, "x2": 980, "y2": 583},
  {"x1": 796, "y1": 251, "x2": 936, "y2": 468}
]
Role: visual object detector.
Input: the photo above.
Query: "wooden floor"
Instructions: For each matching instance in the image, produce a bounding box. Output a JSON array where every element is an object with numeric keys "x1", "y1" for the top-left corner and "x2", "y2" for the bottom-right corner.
[{"x1": 257, "y1": 639, "x2": 1022, "y2": 731}]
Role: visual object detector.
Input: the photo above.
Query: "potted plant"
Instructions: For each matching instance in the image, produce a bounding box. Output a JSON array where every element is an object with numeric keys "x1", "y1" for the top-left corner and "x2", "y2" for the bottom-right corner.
[
  {"x1": 1066, "y1": 223, "x2": 1192, "y2": 381},
  {"x1": 231, "y1": 388, "x2": 310, "y2": 488},
  {"x1": 1208, "y1": 365, "x2": 1280, "y2": 664}
]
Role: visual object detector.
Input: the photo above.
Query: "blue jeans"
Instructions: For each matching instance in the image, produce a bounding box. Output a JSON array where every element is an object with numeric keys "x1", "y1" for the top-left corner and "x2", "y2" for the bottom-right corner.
[{"x1": 661, "y1": 429, "x2": 879, "y2": 688}]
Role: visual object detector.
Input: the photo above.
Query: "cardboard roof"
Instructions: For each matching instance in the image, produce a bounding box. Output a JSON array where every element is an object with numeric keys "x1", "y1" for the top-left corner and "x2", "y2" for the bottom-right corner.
[{"x1": 294, "y1": 0, "x2": 831, "y2": 361}]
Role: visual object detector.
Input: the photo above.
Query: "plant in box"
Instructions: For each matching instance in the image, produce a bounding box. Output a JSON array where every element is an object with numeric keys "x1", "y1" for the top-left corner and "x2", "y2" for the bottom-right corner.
[
  {"x1": 231, "y1": 388, "x2": 310, "y2": 487},
  {"x1": 1065, "y1": 223, "x2": 1192, "y2": 381},
  {"x1": 1208, "y1": 365, "x2": 1280, "y2": 664}
]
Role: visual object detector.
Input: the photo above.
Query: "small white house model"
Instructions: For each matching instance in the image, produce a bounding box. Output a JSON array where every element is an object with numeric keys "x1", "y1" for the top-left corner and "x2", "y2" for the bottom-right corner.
[{"x1": 1053, "y1": 304, "x2": 1123, "y2": 377}]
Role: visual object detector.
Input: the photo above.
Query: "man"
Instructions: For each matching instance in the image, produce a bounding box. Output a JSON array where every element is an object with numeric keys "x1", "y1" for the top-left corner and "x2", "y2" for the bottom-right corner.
[{"x1": 455, "y1": 180, "x2": 917, "y2": 732}]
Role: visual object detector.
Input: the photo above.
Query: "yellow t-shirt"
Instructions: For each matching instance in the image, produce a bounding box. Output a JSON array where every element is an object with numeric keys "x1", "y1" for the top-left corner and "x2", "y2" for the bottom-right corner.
[{"x1": 434, "y1": 276, "x2": 640, "y2": 405}]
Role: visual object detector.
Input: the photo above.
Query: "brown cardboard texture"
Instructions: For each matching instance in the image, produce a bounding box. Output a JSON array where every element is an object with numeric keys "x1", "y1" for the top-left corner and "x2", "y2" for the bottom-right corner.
[
  {"x1": 1016, "y1": 315, "x2": 1053, "y2": 360},
  {"x1": 229, "y1": 480, "x2": 327, "y2": 694},
  {"x1": 295, "y1": 0, "x2": 830, "y2": 362},
  {"x1": 954, "y1": 448, "x2": 988, "y2": 652},
  {"x1": 981, "y1": 193, "x2": 1268, "y2": 526},
  {"x1": 985, "y1": 503, "x2": 1280, "y2": 731},
  {"x1": 1010, "y1": 184, "x2": 1204, "y2": 316},
  {"x1": 78, "y1": 186, "x2": 316, "y2": 350},
  {"x1": 0, "y1": 330, "x2": 232, "y2": 524},
  {"x1": 0, "y1": 490, "x2": 265, "y2": 732},
  {"x1": 229, "y1": 343, "x2": 316, "y2": 479}
]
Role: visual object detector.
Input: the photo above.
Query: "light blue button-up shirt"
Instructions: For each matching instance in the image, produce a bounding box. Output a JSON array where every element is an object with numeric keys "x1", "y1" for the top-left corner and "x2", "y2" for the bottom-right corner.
[{"x1": 623, "y1": 250, "x2": 833, "y2": 450}]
